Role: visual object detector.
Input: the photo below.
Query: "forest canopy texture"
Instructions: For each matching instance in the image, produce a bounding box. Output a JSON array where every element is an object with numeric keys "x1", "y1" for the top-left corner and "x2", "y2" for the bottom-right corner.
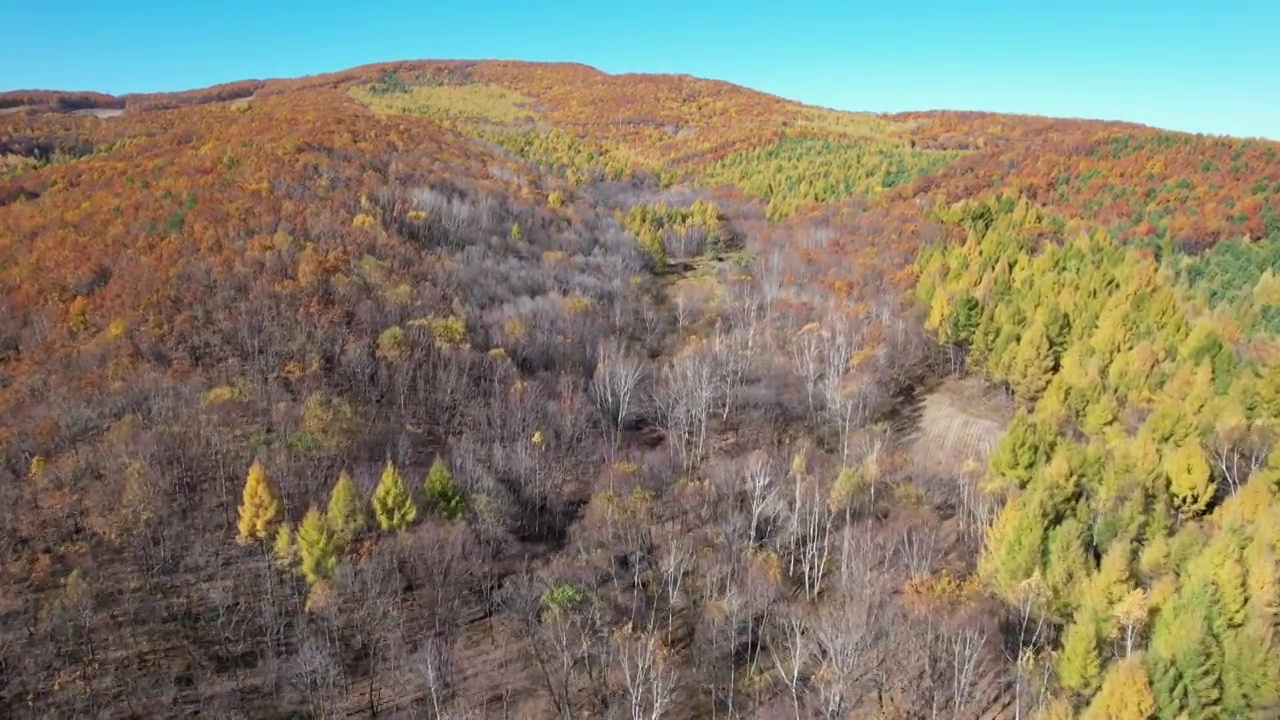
[{"x1": 2, "y1": 59, "x2": 1279, "y2": 719}]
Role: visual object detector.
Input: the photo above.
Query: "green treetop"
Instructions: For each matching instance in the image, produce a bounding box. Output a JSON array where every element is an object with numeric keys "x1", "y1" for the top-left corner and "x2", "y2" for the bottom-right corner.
[
  {"x1": 296, "y1": 506, "x2": 339, "y2": 585},
  {"x1": 326, "y1": 469, "x2": 367, "y2": 547},
  {"x1": 372, "y1": 459, "x2": 418, "y2": 532},
  {"x1": 423, "y1": 456, "x2": 465, "y2": 521}
]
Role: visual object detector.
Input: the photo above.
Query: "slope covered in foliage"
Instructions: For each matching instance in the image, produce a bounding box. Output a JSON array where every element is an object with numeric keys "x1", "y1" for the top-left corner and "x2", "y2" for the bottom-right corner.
[
  {"x1": 917, "y1": 193, "x2": 1280, "y2": 718},
  {"x1": 901, "y1": 111, "x2": 1280, "y2": 250},
  {"x1": 1, "y1": 59, "x2": 1279, "y2": 719}
]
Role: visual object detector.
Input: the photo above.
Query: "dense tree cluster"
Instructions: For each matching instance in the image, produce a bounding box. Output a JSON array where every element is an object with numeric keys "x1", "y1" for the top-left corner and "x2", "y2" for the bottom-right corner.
[
  {"x1": 467, "y1": 62, "x2": 798, "y2": 172},
  {"x1": 901, "y1": 112, "x2": 1280, "y2": 249},
  {"x1": 350, "y1": 82, "x2": 537, "y2": 125},
  {"x1": 480, "y1": 127, "x2": 644, "y2": 186},
  {"x1": 918, "y1": 192, "x2": 1280, "y2": 717},
  {"x1": 621, "y1": 199, "x2": 729, "y2": 264},
  {"x1": 1171, "y1": 231, "x2": 1280, "y2": 332},
  {"x1": 705, "y1": 135, "x2": 958, "y2": 220}
]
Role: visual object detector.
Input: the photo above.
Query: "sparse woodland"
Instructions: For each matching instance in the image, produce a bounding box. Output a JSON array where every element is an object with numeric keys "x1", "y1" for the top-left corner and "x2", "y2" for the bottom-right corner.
[{"x1": 1, "y1": 60, "x2": 1278, "y2": 719}]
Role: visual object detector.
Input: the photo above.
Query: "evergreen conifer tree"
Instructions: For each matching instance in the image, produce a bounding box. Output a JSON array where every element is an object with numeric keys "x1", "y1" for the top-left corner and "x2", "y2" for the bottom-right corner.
[
  {"x1": 1082, "y1": 655, "x2": 1157, "y2": 720},
  {"x1": 423, "y1": 456, "x2": 465, "y2": 521},
  {"x1": 1058, "y1": 610, "x2": 1104, "y2": 696},
  {"x1": 296, "y1": 507, "x2": 339, "y2": 585},
  {"x1": 272, "y1": 522, "x2": 296, "y2": 570},
  {"x1": 1164, "y1": 441, "x2": 1215, "y2": 518},
  {"x1": 1007, "y1": 317, "x2": 1056, "y2": 402},
  {"x1": 372, "y1": 459, "x2": 417, "y2": 532},
  {"x1": 326, "y1": 469, "x2": 367, "y2": 547},
  {"x1": 236, "y1": 459, "x2": 283, "y2": 544}
]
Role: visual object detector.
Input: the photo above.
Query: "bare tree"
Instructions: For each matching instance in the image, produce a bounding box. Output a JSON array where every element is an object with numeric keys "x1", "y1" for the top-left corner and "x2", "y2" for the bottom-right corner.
[
  {"x1": 612, "y1": 626, "x2": 678, "y2": 720},
  {"x1": 781, "y1": 461, "x2": 835, "y2": 601},
  {"x1": 654, "y1": 350, "x2": 715, "y2": 471},
  {"x1": 743, "y1": 451, "x2": 779, "y2": 548},
  {"x1": 767, "y1": 609, "x2": 813, "y2": 720},
  {"x1": 897, "y1": 527, "x2": 939, "y2": 581},
  {"x1": 710, "y1": 322, "x2": 749, "y2": 422},
  {"x1": 402, "y1": 522, "x2": 475, "y2": 636},
  {"x1": 414, "y1": 637, "x2": 454, "y2": 719},
  {"x1": 293, "y1": 633, "x2": 346, "y2": 720},
  {"x1": 957, "y1": 461, "x2": 999, "y2": 543},
  {"x1": 724, "y1": 280, "x2": 764, "y2": 359},
  {"x1": 331, "y1": 549, "x2": 405, "y2": 717},
  {"x1": 792, "y1": 329, "x2": 824, "y2": 422},
  {"x1": 1005, "y1": 575, "x2": 1049, "y2": 720},
  {"x1": 758, "y1": 249, "x2": 783, "y2": 317},
  {"x1": 674, "y1": 292, "x2": 704, "y2": 335},
  {"x1": 853, "y1": 430, "x2": 888, "y2": 507},
  {"x1": 497, "y1": 574, "x2": 573, "y2": 720},
  {"x1": 592, "y1": 341, "x2": 647, "y2": 446},
  {"x1": 817, "y1": 323, "x2": 872, "y2": 465},
  {"x1": 655, "y1": 531, "x2": 694, "y2": 645},
  {"x1": 834, "y1": 524, "x2": 878, "y2": 596},
  {"x1": 947, "y1": 626, "x2": 987, "y2": 719},
  {"x1": 793, "y1": 483, "x2": 835, "y2": 602},
  {"x1": 699, "y1": 556, "x2": 749, "y2": 720},
  {"x1": 497, "y1": 572, "x2": 602, "y2": 720},
  {"x1": 1209, "y1": 421, "x2": 1270, "y2": 496},
  {"x1": 811, "y1": 592, "x2": 879, "y2": 720}
]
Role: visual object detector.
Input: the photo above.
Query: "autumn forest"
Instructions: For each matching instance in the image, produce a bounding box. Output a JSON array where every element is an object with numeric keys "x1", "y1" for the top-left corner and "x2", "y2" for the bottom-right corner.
[{"x1": 2, "y1": 60, "x2": 1280, "y2": 719}]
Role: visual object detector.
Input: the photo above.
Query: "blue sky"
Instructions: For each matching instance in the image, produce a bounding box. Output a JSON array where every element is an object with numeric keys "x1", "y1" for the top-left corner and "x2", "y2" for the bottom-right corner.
[{"x1": 2, "y1": 0, "x2": 1277, "y2": 139}]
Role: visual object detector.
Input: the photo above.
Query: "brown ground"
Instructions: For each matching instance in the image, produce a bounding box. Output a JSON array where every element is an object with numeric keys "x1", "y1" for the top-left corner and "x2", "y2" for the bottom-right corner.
[{"x1": 910, "y1": 376, "x2": 1011, "y2": 479}]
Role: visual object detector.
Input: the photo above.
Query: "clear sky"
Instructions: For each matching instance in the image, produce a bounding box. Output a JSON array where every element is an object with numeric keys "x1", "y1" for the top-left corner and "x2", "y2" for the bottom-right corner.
[{"x1": 2, "y1": 0, "x2": 1277, "y2": 139}]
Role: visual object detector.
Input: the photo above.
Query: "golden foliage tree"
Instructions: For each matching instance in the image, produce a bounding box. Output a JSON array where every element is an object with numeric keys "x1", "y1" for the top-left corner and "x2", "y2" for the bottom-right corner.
[
  {"x1": 1082, "y1": 655, "x2": 1157, "y2": 720},
  {"x1": 1164, "y1": 441, "x2": 1215, "y2": 518},
  {"x1": 423, "y1": 456, "x2": 465, "y2": 520},
  {"x1": 1111, "y1": 588, "x2": 1150, "y2": 657},
  {"x1": 376, "y1": 325, "x2": 410, "y2": 362},
  {"x1": 272, "y1": 522, "x2": 296, "y2": 570},
  {"x1": 236, "y1": 459, "x2": 283, "y2": 544},
  {"x1": 296, "y1": 507, "x2": 339, "y2": 585},
  {"x1": 326, "y1": 470, "x2": 367, "y2": 547},
  {"x1": 372, "y1": 459, "x2": 418, "y2": 532},
  {"x1": 1007, "y1": 318, "x2": 1056, "y2": 403},
  {"x1": 1058, "y1": 610, "x2": 1104, "y2": 697}
]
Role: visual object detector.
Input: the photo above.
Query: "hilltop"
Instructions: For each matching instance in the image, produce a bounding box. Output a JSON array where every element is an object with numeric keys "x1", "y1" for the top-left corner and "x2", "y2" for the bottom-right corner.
[{"x1": 2, "y1": 60, "x2": 1280, "y2": 719}]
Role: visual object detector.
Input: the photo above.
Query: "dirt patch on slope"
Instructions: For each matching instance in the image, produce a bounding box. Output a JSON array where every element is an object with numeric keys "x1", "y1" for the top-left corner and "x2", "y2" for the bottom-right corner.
[
  {"x1": 68, "y1": 108, "x2": 125, "y2": 118},
  {"x1": 909, "y1": 376, "x2": 1011, "y2": 479}
]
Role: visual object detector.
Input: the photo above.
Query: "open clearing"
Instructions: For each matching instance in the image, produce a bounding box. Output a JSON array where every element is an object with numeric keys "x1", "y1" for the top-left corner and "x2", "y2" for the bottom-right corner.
[{"x1": 909, "y1": 375, "x2": 1011, "y2": 478}]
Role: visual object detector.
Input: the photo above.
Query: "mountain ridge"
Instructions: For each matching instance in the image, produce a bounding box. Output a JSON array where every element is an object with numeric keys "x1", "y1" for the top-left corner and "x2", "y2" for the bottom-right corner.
[
  {"x1": 8, "y1": 59, "x2": 1275, "y2": 245},
  {"x1": 0, "y1": 58, "x2": 1255, "y2": 140}
]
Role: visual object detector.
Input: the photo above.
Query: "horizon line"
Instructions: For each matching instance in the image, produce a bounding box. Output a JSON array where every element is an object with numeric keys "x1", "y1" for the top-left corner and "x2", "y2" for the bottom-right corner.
[{"x1": 4, "y1": 57, "x2": 1277, "y2": 143}]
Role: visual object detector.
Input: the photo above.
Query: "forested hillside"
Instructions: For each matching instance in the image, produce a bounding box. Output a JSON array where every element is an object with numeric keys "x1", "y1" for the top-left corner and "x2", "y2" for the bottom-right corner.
[
  {"x1": 916, "y1": 193, "x2": 1280, "y2": 718},
  {"x1": 1, "y1": 60, "x2": 1278, "y2": 719}
]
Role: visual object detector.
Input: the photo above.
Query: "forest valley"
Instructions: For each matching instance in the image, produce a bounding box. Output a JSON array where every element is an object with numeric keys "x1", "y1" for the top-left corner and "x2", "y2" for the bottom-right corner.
[{"x1": 2, "y1": 60, "x2": 1280, "y2": 719}]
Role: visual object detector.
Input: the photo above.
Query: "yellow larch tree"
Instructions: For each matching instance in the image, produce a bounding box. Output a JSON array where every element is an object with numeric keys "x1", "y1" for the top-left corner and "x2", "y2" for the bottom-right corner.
[
  {"x1": 372, "y1": 459, "x2": 418, "y2": 532},
  {"x1": 272, "y1": 522, "x2": 296, "y2": 570},
  {"x1": 1164, "y1": 441, "x2": 1215, "y2": 519},
  {"x1": 236, "y1": 458, "x2": 283, "y2": 544},
  {"x1": 1081, "y1": 654, "x2": 1157, "y2": 720},
  {"x1": 326, "y1": 469, "x2": 367, "y2": 548},
  {"x1": 296, "y1": 506, "x2": 340, "y2": 585}
]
